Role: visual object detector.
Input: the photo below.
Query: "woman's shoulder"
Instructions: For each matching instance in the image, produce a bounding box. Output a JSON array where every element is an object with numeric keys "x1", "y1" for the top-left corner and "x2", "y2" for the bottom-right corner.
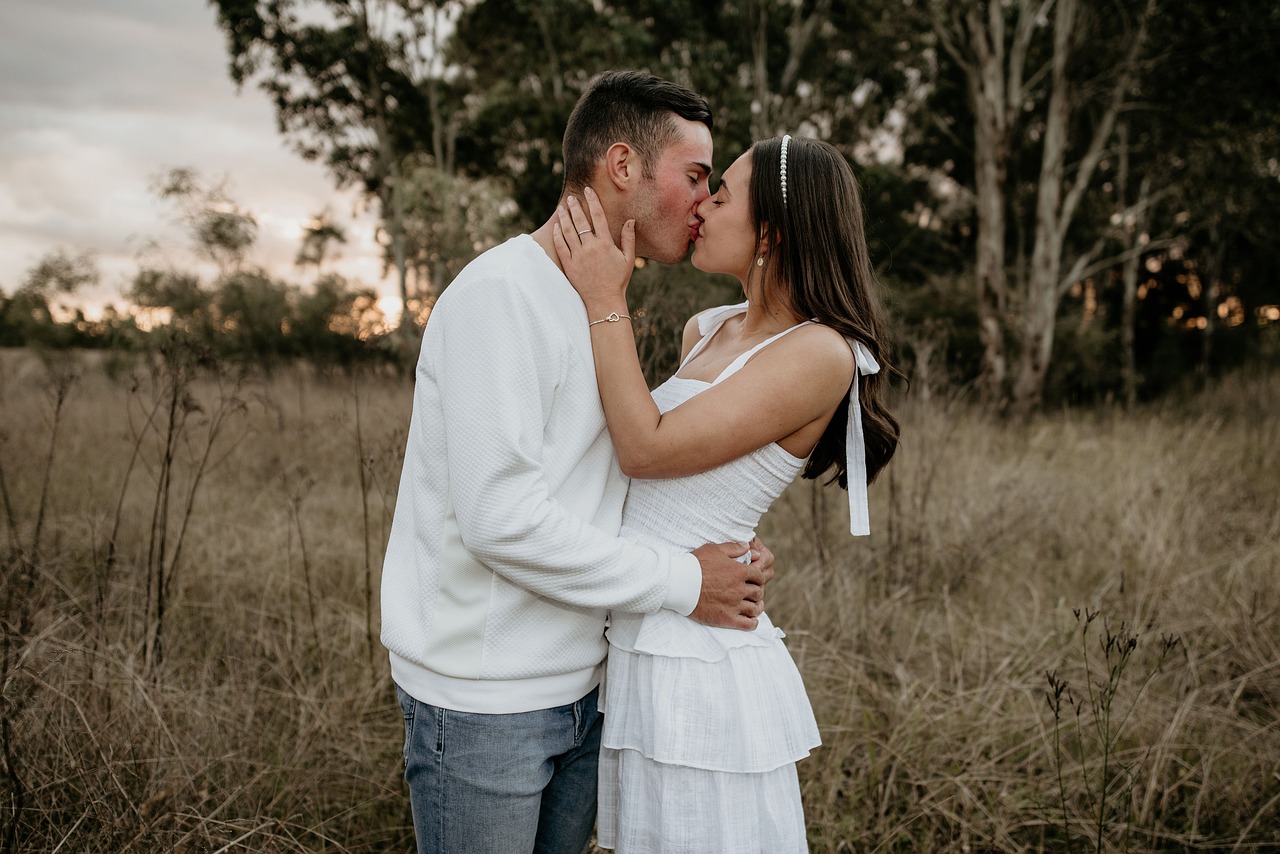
[
  {"x1": 792, "y1": 321, "x2": 857, "y2": 358},
  {"x1": 763, "y1": 322, "x2": 857, "y2": 381}
]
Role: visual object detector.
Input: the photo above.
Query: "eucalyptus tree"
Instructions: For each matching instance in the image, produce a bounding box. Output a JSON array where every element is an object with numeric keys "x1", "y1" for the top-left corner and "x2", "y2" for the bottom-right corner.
[
  {"x1": 922, "y1": 0, "x2": 1161, "y2": 414},
  {"x1": 209, "y1": 0, "x2": 942, "y2": 342},
  {"x1": 209, "y1": 0, "x2": 467, "y2": 330}
]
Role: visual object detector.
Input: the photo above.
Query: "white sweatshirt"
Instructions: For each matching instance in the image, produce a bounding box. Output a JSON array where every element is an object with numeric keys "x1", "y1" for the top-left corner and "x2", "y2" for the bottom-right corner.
[{"x1": 380, "y1": 234, "x2": 702, "y2": 714}]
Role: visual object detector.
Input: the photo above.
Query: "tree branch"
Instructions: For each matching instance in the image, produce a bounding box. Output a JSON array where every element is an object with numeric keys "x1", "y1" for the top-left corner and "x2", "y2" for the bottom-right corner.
[
  {"x1": 930, "y1": 1, "x2": 976, "y2": 78},
  {"x1": 1058, "y1": 0, "x2": 1157, "y2": 240},
  {"x1": 1057, "y1": 236, "x2": 1175, "y2": 298}
]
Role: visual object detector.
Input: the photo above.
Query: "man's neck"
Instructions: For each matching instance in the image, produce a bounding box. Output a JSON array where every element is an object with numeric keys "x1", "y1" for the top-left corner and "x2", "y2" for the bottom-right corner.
[{"x1": 530, "y1": 218, "x2": 563, "y2": 271}]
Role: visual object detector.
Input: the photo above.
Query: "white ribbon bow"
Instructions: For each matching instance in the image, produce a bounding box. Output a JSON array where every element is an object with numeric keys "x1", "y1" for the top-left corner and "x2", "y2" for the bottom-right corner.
[{"x1": 845, "y1": 340, "x2": 880, "y2": 536}]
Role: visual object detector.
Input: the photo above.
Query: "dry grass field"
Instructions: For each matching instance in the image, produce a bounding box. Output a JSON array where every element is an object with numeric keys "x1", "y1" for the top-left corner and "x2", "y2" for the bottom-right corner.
[{"x1": 1, "y1": 347, "x2": 1277, "y2": 852}]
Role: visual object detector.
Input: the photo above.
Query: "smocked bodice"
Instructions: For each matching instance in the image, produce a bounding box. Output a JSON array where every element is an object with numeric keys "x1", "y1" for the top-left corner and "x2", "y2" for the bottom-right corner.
[{"x1": 619, "y1": 376, "x2": 804, "y2": 553}]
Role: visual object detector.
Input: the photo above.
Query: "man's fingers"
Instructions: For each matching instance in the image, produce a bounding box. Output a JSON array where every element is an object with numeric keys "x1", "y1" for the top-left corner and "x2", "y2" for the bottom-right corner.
[{"x1": 711, "y1": 540, "x2": 751, "y2": 560}]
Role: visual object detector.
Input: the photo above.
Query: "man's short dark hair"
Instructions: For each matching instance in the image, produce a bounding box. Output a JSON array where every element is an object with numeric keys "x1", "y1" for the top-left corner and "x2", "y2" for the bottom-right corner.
[{"x1": 561, "y1": 71, "x2": 713, "y2": 194}]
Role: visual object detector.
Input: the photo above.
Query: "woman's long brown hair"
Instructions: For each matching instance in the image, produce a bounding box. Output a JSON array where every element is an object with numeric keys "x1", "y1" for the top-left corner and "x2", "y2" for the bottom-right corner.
[{"x1": 748, "y1": 136, "x2": 899, "y2": 487}]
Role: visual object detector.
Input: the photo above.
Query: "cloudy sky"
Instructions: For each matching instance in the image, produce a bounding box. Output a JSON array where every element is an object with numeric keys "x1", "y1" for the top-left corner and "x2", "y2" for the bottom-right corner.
[{"x1": 0, "y1": 0, "x2": 386, "y2": 315}]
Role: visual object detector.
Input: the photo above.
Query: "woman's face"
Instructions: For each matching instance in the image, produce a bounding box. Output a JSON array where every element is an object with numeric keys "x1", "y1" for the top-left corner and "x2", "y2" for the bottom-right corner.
[{"x1": 690, "y1": 150, "x2": 759, "y2": 281}]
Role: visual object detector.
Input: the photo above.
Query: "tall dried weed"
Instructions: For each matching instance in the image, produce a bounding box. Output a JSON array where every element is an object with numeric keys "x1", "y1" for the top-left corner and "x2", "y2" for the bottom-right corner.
[{"x1": 0, "y1": 350, "x2": 1277, "y2": 852}]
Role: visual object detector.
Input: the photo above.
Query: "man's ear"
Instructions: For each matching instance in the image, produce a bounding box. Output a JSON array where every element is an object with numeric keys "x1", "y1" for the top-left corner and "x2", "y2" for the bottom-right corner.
[{"x1": 603, "y1": 142, "x2": 635, "y2": 192}]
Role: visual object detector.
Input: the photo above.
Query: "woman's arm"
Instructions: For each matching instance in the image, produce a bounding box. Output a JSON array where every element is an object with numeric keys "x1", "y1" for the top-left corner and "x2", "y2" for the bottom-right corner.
[{"x1": 553, "y1": 191, "x2": 854, "y2": 479}]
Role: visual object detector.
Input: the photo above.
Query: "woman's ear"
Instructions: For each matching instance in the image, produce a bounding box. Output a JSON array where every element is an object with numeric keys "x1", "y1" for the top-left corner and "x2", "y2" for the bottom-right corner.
[
  {"x1": 755, "y1": 227, "x2": 775, "y2": 258},
  {"x1": 603, "y1": 142, "x2": 634, "y2": 192}
]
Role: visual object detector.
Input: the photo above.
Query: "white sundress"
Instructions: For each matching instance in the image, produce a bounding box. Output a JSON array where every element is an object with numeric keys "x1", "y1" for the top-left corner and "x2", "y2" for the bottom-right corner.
[{"x1": 595, "y1": 304, "x2": 825, "y2": 854}]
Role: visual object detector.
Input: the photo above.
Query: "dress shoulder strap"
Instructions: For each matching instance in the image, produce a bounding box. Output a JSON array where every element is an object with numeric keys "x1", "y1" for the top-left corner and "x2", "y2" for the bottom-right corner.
[
  {"x1": 676, "y1": 302, "x2": 749, "y2": 372},
  {"x1": 711, "y1": 320, "x2": 813, "y2": 386}
]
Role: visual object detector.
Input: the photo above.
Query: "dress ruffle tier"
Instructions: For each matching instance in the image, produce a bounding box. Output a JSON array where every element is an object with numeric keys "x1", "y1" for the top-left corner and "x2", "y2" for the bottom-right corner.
[
  {"x1": 596, "y1": 611, "x2": 819, "y2": 853},
  {"x1": 601, "y1": 610, "x2": 820, "y2": 773}
]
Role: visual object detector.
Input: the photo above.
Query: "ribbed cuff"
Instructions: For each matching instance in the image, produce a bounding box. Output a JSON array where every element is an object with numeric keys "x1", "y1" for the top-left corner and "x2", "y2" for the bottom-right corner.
[{"x1": 660, "y1": 552, "x2": 702, "y2": 616}]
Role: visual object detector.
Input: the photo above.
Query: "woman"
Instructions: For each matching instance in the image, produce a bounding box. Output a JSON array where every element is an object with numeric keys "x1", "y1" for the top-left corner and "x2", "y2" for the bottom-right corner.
[{"x1": 552, "y1": 135, "x2": 899, "y2": 853}]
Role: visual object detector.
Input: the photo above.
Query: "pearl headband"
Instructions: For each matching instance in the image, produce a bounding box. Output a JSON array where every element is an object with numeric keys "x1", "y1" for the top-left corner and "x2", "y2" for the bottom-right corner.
[{"x1": 779, "y1": 134, "x2": 791, "y2": 205}]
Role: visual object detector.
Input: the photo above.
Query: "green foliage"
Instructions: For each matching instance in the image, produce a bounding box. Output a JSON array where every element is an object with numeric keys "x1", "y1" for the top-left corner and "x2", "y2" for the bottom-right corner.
[
  {"x1": 213, "y1": 271, "x2": 294, "y2": 371},
  {"x1": 397, "y1": 154, "x2": 525, "y2": 294},
  {"x1": 0, "y1": 250, "x2": 103, "y2": 350},
  {"x1": 885, "y1": 268, "x2": 989, "y2": 400},
  {"x1": 209, "y1": 1, "x2": 436, "y2": 191},
  {"x1": 153, "y1": 167, "x2": 259, "y2": 273},
  {"x1": 294, "y1": 210, "x2": 347, "y2": 269},
  {"x1": 291, "y1": 274, "x2": 386, "y2": 367},
  {"x1": 9, "y1": 0, "x2": 1277, "y2": 403},
  {"x1": 19, "y1": 248, "x2": 100, "y2": 295},
  {"x1": 131, "y1": 269, "x2": 213, "y2": 328}
]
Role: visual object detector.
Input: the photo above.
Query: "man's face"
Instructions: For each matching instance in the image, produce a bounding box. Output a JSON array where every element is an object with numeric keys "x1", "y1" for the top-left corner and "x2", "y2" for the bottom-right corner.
[{"x1": 629, "y1": 118, "x2": 714, "y2": 265}]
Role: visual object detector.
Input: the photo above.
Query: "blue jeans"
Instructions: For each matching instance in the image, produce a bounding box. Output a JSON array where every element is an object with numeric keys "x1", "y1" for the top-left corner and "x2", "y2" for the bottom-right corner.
[{"x1": 396, "y1": 684, "x2": 603, "y2": 854}]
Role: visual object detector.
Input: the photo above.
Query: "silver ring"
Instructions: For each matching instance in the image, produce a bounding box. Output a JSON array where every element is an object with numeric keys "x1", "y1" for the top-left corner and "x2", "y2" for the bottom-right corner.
[{"x1": 576, "y1": 229, "x2": 591, "y2": 236}]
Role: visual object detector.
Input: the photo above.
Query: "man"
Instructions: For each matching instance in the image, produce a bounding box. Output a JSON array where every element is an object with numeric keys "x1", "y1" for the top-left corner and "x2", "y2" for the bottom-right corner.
[{"x1": 380, "y1": 70, "x2": 773, "y2": 854}]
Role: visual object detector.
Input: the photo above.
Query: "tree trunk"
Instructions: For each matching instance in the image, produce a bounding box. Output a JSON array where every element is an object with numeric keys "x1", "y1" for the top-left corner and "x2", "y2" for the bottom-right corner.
[
  {"x1": 1010, "y1": 0, "x2": 1074, "y2": 417},
  {"x1": 932, "y1": 0, "x2": 1034, "y2": 408},
  {"x1": 972, "y1": 109, "x2": 1010, "y2": 407},
  {"x1": 383, "y1": 169, "x2": 412, "y2": 333},
  {"x1": 355, "y1": 3, "x2": 412, "y2": 333},
  {"x1": 1008, "y1": 0, "x2": 1153, "y2": 416},
  {"x1": 747, "y1": 0, "x2": 831, "y2": 139}
]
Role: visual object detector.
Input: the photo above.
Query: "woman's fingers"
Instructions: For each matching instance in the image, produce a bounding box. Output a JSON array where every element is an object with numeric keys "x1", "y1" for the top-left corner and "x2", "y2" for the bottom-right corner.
[
  {"x1": 579, "y1": 187, "x2": 610, "y2": 239},
  {"x1": 565, "y1": 195, "x2": 593, "y2": 238},
  {"x1": 551, "y1": 222, "x2": 571, "y2": 263},
  {"x1": 555, "y1": 205, "x2": 579, "y2": 244},
  {"x1": 620, "y1": 219, "x2": 635, "y2": 266}
]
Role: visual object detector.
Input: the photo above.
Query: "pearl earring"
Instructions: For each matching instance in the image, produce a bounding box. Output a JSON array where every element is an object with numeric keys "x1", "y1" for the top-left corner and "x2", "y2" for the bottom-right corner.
[{"x1": 756, "y1": 256, "x2": 764, "y2": 267}]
